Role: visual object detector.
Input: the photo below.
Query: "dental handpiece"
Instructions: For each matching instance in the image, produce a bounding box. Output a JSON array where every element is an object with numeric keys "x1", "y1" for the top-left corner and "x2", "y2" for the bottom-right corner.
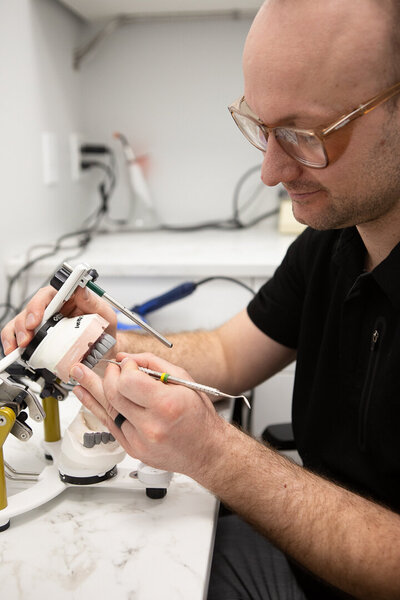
[{"x1": 99, "y1": 359, "x2": 251, "y2": 409}]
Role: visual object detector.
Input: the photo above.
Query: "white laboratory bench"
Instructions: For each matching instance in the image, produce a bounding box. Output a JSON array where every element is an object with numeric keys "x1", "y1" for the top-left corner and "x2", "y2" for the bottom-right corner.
[
  {"x1": 5, "y1": 224, "x2": 294, "y2": 280},
  {"x1": 6, "y1": 224, "x2": 295, "y2": 332}
]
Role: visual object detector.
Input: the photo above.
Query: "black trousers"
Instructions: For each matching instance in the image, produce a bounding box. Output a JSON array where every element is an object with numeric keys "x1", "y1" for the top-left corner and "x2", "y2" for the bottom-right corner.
[{"x1": 207, "y1": 515, "x2": 307, "y2": 600}]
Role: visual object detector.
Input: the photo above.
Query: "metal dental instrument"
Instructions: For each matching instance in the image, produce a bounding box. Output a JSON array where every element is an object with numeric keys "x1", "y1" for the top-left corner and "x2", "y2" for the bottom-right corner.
[
  {"x1": 51, "y1": 263, "x2": 173, "y2": 350},
  {"x1": 99, "y1": 359, "x2": 251, "y2": 409},
  {"x1": 84, "y1": 282, "x2": 173, "y2": 349},
  {"x1": 99, "y1": 292, "x2": 172, "y2": 348}
]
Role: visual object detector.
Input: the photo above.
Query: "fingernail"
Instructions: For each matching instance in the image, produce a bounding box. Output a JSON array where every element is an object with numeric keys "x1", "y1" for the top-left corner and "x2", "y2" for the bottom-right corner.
[
  {"x1": 83, "y1": 287, "x2": 89, "y2": 300},
  {"x1": 70, "y1": 366, "x2": 83, "y2": 380},
  {"x1": 26, "y1": 313, "x2": 36, "y2": 328},
  {"x1": 16, "y1": 332, "x2": 26, "y2": 346},
  {"x1": 73, "y1": 386, "x2": 83, "y2": 400}
]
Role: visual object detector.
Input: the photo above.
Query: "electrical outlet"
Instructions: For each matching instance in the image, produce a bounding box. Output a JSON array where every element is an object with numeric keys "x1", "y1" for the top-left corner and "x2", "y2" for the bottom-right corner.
[
  {"x1": 69, "y1": 132, "x2": 83, "y2": 182},
  {"x1": 42, "y1": 132, "x2": 58, "y2": 186}
]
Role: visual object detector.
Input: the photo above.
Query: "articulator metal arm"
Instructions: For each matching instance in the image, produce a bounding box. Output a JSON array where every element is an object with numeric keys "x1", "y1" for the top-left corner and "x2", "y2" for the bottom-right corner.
[{"x1": 0, "y1": 373, "x2": 45, "y2": 441}]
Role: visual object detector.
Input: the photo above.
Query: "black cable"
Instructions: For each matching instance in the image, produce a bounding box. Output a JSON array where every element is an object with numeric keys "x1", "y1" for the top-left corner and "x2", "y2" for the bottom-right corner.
[
  {"x1": 0, "y1": 160, "x2": 116, "y2": 326},
  {"x1": 196, "y1": 276, "x2": 256, "y2": 296},
  {"x1": 158, "y1": 162, "x2": 275, "y2": 232},
  {"x1": 81, "y1": 160, "x2": 116, "y2": 212},
  {"x1": 0, "y1": 162, "x2": 272, "y2": 325},
  {"x1": 159, "y1": 219, "x2": 240, "y2": 232},
  {"x1": 98, "y1": 162, "x2": 276, "y2": 234},
  {"x1": 232, "y1": 164, "x2": 263, "y2": 222}
]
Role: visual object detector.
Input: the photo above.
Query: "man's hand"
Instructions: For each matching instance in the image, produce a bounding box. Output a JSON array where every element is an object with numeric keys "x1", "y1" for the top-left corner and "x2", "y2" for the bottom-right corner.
[
  {"x1": 1, "y1": 285, "x2": 118, "y2": 355},
  {"x1": 70, "y1": 352, "x2": 229, "y2": 477}
]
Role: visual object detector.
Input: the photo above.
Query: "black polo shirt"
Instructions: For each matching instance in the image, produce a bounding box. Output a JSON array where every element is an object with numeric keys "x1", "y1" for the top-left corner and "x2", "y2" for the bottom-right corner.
[{"x1": 247, "y1": 226, "x2": 400, "y2": 598}]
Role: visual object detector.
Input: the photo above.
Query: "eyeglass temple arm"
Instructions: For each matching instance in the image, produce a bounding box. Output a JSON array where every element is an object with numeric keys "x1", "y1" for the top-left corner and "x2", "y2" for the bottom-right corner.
[{"x1": 323, "y1": 82, "x2": 400, "y2": 136}]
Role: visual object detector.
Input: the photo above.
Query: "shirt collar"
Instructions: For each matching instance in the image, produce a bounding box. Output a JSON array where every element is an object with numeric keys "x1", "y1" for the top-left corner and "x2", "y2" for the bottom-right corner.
[{"x1": 333, "y1": 226, "x2": 400, "y2": 310}]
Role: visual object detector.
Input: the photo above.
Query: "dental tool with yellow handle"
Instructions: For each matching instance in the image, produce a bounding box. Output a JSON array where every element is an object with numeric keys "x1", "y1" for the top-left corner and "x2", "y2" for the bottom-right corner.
[{"x1": 100, "y1": 359, "x2": 251, "y2": 409}]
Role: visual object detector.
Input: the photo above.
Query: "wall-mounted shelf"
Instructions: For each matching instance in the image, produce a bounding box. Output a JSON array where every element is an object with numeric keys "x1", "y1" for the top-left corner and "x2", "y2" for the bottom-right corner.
[
  {"x1": 57, "y1": 1, "x2": 262, "y2": 22},
  {"x1": 56, "y1": 0, "x2": 261, "y2": 69}
]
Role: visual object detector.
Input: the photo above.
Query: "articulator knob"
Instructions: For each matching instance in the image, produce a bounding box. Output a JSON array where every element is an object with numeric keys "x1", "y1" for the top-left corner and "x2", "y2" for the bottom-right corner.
[
  {"x1": 49, "y1": 265, "x2": 73, "y2": 291},
  {"x1": 50, "y1": 264, "x2": 99, "y2": 291}
]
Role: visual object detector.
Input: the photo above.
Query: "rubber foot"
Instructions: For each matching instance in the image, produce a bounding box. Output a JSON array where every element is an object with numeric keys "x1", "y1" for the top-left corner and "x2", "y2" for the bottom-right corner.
[
  {"x1": 0, "y1": 520, "x2": 10, "y2": 532},
  {"x1": 146, "y1": 488, "x2": 167, "y2": 499}
]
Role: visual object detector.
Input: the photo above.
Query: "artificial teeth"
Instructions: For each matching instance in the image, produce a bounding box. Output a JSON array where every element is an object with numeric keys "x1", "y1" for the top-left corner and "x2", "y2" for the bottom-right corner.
[{"x1": 83, "y1": 431, "x2": 114, "y2": 448}]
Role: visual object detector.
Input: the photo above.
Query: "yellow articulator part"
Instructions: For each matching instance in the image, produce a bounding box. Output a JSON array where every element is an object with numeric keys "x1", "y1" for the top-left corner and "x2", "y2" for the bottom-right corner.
[{"x1": 0, "y1": 406, "x2": 16, "y2": 511}]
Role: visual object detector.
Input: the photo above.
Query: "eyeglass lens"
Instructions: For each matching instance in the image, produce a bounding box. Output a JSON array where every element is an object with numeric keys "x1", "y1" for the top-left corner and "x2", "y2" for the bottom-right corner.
[{"x1": 232, "y1": 112, "x2": 327, "y2": 167}]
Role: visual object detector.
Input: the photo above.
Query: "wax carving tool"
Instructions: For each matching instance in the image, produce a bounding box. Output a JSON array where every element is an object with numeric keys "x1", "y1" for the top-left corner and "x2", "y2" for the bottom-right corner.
[{"x1": 99, "y1": 359, "x2": 251, "y2": 409}]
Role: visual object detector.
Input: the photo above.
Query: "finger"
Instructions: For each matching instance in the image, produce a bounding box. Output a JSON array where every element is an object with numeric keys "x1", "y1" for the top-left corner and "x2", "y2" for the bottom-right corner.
[
  {"x1": 71, "y1": 361, "x2": 143, "y2": 423},
  {"x1": 73, "y1": 384, "x2": 117, "y2": 422},
  {"x1": 1, "y1": 286, "x2": 57, "y2": 351},
  {"x1": 71, "y1": 363, "x2": 129, "y2": 434},
  {"x1": 73, "y1": 383, "x2": 138, "y2": 454},
  {"x1": 70, "y1": 363, "x2": 109, "y2": 408},
  {"x1": 67, "y1": 287, "x2": 117, "y2": 331},
  {"x1": 22, "y1": 286, "x2": 58, "y2": 331},
  {"x1": 102, "y1": 360, "x2": 147, "y2": 415},
  {"x1": 115, "y1": 357, "x2": 167, "y2": 409},
  {"x1": 115, "y1": 357, "x2": 197, "y2": 425},
  {"x1": 1, "y1": 317, "x2": 19, "y2": 353}
]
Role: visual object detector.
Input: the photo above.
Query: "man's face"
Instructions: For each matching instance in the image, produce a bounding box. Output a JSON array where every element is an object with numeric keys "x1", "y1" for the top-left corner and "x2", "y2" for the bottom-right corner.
[{"x1": 243, "y1": 0, "x2": 400, "y2": 231}]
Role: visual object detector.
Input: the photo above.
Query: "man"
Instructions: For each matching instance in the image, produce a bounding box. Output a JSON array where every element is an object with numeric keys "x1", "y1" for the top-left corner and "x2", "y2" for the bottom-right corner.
[{"x1": 3, "y1": 1, "x2": 400, "y2": 598}]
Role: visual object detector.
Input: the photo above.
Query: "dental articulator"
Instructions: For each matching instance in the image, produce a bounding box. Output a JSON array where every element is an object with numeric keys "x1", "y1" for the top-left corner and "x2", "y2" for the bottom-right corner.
[{"x1": 0, "y1": 262, "x2": 249, "y2": 531}]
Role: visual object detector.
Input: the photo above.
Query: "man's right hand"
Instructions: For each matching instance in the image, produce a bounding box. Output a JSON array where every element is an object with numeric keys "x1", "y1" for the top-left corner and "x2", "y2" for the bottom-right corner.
[{"x1": 1, "y1": 285, "x2": 118, "y2": 355}]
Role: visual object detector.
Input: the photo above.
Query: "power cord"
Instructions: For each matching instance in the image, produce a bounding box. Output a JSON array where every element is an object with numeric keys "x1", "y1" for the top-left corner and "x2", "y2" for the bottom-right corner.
[
  {"x1": 0, "y1": 159, "x2": 273, "y2": 326},
  {"x1": 98, "y1": 162, "x2": 278, "y2": 234},
  {"x1": 0, "y1": 153, "x2": 116, "y2": 327}
]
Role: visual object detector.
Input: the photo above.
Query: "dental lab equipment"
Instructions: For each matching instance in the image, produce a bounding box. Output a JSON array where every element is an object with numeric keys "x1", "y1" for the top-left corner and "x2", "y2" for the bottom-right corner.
[
  {"x1": 0, "y1": 261, "x2": 174, "y2": 531},
  {"x1": 100, "y1": 360, "x2": 251, "y2": 409},
  {"x1": 85, "y1": 279, "x2": 172, "y2": 349},
  {"x1": 58, "y1": 263, "x2": 172, "y2": 349}
]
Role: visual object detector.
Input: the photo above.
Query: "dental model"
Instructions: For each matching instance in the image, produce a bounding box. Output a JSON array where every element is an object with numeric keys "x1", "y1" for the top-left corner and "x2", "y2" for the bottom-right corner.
[
  {"x1": 59, "y1": 407, "x2": 126, "y2": 482},
  {"x1": 26, "y1": 313, "x2": 115, "y2": 383}
]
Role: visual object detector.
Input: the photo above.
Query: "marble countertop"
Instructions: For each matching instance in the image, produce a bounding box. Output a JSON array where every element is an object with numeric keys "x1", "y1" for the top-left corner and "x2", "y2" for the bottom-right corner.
[{"x1": 0, "y1": 396, "x2": 231, "y2": 600}]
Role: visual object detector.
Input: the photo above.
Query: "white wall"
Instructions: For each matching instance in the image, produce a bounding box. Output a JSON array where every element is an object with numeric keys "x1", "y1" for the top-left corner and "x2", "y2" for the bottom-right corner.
[
  {"x1": 79, "y1": 15, "x2": 275, "y2": 225},
  {"x1": 0, "y1": 3, "x2": 277, "y2": 312},
  {"x1": 0, "y1": 0, "x2": 83, "y2": 308}
]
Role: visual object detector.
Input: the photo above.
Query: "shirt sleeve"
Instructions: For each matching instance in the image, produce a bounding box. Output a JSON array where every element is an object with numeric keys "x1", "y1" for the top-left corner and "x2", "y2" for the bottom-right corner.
[{"x1": 247, "y1": 229, "x2": 311, "y2": 349}]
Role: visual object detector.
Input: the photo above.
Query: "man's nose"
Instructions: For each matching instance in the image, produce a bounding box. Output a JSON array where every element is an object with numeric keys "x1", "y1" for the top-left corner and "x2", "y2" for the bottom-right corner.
[{"x1": 260, "y1": 134, "x2": 303, "y2": 187}]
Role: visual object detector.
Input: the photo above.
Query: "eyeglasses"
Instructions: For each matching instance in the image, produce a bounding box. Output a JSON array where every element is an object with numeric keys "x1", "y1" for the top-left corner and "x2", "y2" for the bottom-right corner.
[{"x1": 228, "y1": 81, "x2": 400, "y2": 169}]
